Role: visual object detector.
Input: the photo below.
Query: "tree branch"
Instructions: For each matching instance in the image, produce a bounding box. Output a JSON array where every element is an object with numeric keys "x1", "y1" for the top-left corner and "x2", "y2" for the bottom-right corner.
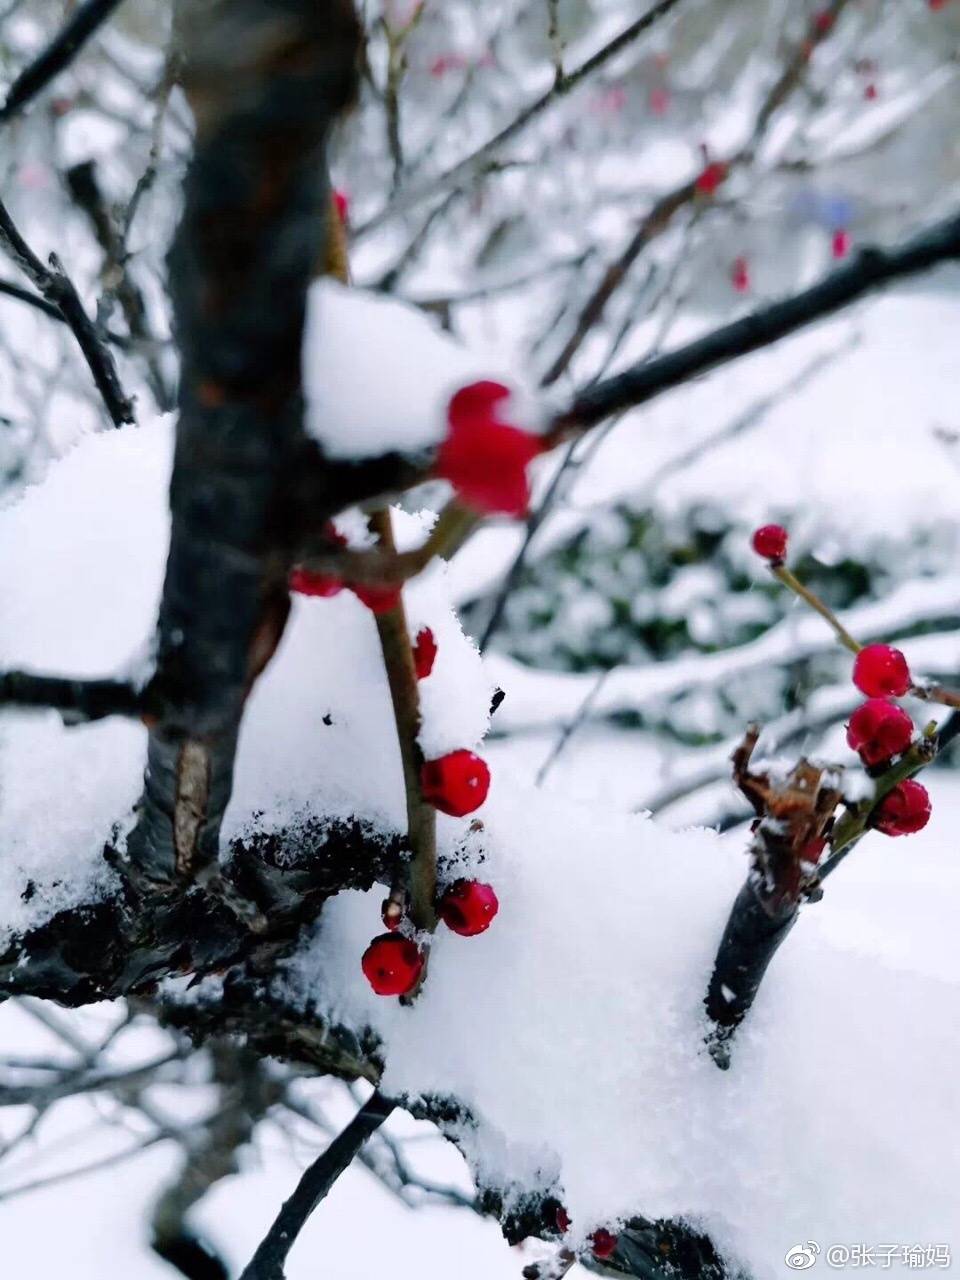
[
  {"x1": 238, "y1": 1091, "x2": 395, "y2": 1280},
  {"x1": 0, "y1": 0, "x2": 127, "y2": 123},
  {"x1": 560, "y1": 209, "x2": 960, "y2": 434},
  {"x1": 0, "y1": 671, "x2": 145, "y2": 722},
  {"x1": 0, "y1": 196, "x2": 135, "y2": 426},
  {"x1": 355, "y1": 0, "x2": 685, "y2": 239}
]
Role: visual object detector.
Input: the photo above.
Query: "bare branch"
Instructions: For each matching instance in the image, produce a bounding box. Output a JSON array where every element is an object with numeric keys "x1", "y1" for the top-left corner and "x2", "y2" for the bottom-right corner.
[
  {"x1": 356, "y1": 0, "x2": 685, "y2": 239},
  {"x1": 561, "y1": 209, "x2": 960, "y2": 434},
  {"x1": 0, "y1": 0, "x2": 127, "y2": 123},
  {"x1": 0, "y1": 196, "x2": 135, "y2": 426},
  {"x1": 239, "y1": 1091, "x2": 395, "y2": 1280}
]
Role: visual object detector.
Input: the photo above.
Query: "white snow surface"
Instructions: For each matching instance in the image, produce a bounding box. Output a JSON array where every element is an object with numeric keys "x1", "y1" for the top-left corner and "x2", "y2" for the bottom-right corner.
[
  {"x1": 302, "y1": 279, "x2": 541, "y2": 459},
  {"x1": 0, "y1": 417, "x2": 493, "y2": 937},
  {"x1": 2, "y1": 312, "x2": 960, "y2": 1276}
]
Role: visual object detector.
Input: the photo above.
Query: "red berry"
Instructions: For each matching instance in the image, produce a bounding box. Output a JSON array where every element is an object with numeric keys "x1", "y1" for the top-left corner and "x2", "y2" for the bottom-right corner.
[
  {"x1": 694, "y1": 160, "x2": 727, "y2": 197},
  {"x1": 381, "y1": 897, "x2": 404, "y2": 931},
  {"x1": 436, "y1": 381, "x2": 543, "y2": 517},
  {"x1": 333, "y1": 189, "x2": 349, "y2": 224},
  {"x1": 751, "y1": 523, "x2": 788, "y2": 561},
  {"x1": 846, "y1": 699, "x2": 914, "y2": 767},
  {"x1": 873, "y1": 780, "x2": 931, "y2": 837},
  {"x1": 421, "y1": 750, "x2": 491, "y2": 817},
  {"x1": 413, "y1": 627, "x2": 438, "y2": 679},
  {"x1": 350, "y1": 582, "x2": 402, "y2": 614},
  {"x1": 832, "y1": 228, "x2": 850, "y2": 259},
  {"x1": 361, "y1": 934, "x2": 424, "y2": 996},
  {"x1": 591, "y1": 1229, "x2": 619, "y2": 1260},
  {"x1": 290, "y1": 567, "x2": 344, "y2": 598},
  {"x1": 812, "y1": 9, "x2": 835, "y2": 34},
  {"x1": 929, "y1": 0, "x2": 949, "y2": 10},
  {"x1": 852, "y1": 644, "x2": 911, "y2": 698},
  {"x1": 864, "y1": 82, "x2": 878, "y2": 101},
  {"x1": 439, "y1": 879, "x2": 499, "y2": 936},
  {"x1": 556, "y1": 1207, "x2": 572, "y2": 1233},
  {"x1": 731, "y1": 256, "x2": 750, "y2": 293}
]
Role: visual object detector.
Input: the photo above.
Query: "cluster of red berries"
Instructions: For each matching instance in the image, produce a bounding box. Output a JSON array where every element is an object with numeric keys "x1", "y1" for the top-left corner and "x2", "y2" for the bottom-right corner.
[
  {"x1": 435, "y1": 380, "x2": 545, "y2": 517},
  {"x1": 752, "y1": 524, "x2": 932, "y2": 838},
  {"x1": 289, "y1": 522, "x2": 405, "y2": 614},
  {"x1": 848, "y1": 644, "x2": 931, "y2": 835},
  {"x1": 555, "y1": 1207, "x2": 619, "y2": 1260},
  {"x1": 362, "y1": 879, "x2": 500, "y2": 996}
]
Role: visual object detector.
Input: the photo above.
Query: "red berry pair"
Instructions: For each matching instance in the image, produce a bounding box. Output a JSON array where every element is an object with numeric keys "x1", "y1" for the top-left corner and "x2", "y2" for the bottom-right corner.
[
  {"x1": 554, "y1": 1209, "x2": 618, "y2": 1260},
  {"x1": 364, "y1": 879, "x2": 499, "y2": 995},
  {"x1": 435, "y1": 381, "x2": 544, "y2": 518},
  {"x1": 379, "y1": 879, "x2": 499, "y2": 939},
  {"x1": 289, "y1": 524, "x2": 402, "y2": 615}
]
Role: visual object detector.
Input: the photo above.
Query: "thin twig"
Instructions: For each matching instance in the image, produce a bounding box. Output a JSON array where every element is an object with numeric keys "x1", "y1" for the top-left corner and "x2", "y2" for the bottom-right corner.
[
  {"x1": 540, "y1": 0, "x2": 853, "y2": 386},
  {"x1": 559, "y1": 208, "x2": 960, "y2": 434},
  {"x1": 239, "y1": 1092, "x2": 395, "y2": 1280},
  {"x1": 0, "y1": 0, "x2": 127, "y2": 122},
  {"x1": 0, "y1": 196, "x2": 135, "y2": 426},
  {"x1": 0, "y1": 277, "x2": 131, "y2": 347},
  {"x1": 355, "y1": 0, "x2": 685, "y2": 239}
]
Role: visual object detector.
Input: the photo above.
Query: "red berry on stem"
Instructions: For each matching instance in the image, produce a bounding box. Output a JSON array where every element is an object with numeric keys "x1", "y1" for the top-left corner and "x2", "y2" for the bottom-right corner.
[
  {"x1": 436, "y1": 381, "x2": 543, "y2": 517},
  {"x1": 290, "y1": 567, "x2": 344, "y2": 598},
  {"x1": 439, "y1": 879, "x2": 499, "y2": 936},
  {"x1": 413, "y1": 627, "x2": 438, "y2": 679},
  {"x1": 846, "y1": 699, "x2": 914, "y2": 766},
  {"x1": 591, "y1": 1229, "x2": 619, "y2": 1260},
  {"x1": 751, "y1": 523, "x2": 788, "y2": 561},
  {"x1": 852, "y1": 644, "x2": 911, "y2": 698},
  {"x1": 874, "y1": 780, "x2": 931, "y2": 837},
  {"x1": 813, "y1": 9, "x2": 835, "y2": 34},
  {"x1": 421, "y1": 750, "x2": 491, "y2": 817},
  {"x1": 864, "y1": 82, "x2": 878, "y2": 101},
  {"x1": 832, "y1": 228, "x2": 850, "y2": 259},
  {"x1": 731, "y1": 256, "x2": 750, "y2": 293},
  {"x1": 361, "y1": 934, "x2": 424, "y2": 996},
  {"x1": 381, "y1": 897, "x2": 404, "y2": 931},
  {"x1": 556, "y1": 1207, "x2": 572, "y2": 1233},
  {"x1": 694, "y1": 160, "x2": 727, "y2": 197},
  {"x1": 333, "y1": 189, "x2": 349, "y2": 224}
]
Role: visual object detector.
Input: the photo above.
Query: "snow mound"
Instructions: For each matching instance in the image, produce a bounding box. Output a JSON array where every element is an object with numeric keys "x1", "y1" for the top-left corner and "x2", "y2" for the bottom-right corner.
[
  {"x1": 302, "y1": 280, "x2": 537, "y2": 459},
  {"x1": 1, "y1": 420, "x2": 958, "y2": 1280}
]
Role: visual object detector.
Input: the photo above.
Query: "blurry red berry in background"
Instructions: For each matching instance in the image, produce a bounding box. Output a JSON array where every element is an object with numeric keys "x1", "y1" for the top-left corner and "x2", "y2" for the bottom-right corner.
[{"x1": 436, "y1": 381, "x2": 543, "y2": 517}]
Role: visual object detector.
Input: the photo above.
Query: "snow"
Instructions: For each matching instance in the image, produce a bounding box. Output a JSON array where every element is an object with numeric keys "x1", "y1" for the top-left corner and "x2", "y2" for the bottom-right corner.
[
  {"x1": 302, "y1": 279, "x2": 540, "y2": 460},
  {"x1": 279, "y1": 780, "x2": 960, "y2": 1277},
  {"x1": 0, "y1": 420, "x2": 494, "y2": 935},
  {"x1": 3, "y1": 262, "x2": 960, "y2": 1280}
]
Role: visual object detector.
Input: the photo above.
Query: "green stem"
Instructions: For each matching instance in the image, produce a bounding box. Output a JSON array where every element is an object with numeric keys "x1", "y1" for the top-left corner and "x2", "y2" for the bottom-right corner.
[{"x1": 771, "y1": 564, "x2": 862, "y2": 655}]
